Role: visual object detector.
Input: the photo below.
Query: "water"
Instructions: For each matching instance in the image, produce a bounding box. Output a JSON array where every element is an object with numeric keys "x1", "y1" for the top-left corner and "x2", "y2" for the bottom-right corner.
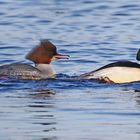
[{"x1": 0, "y1": 0, "x2": 140, "y2": 140}]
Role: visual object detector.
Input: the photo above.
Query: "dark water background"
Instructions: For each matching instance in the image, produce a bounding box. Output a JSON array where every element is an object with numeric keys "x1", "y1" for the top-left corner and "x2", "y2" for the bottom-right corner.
[{"x1": 0, "y1": 0, "x2": 140, "y2": 140}]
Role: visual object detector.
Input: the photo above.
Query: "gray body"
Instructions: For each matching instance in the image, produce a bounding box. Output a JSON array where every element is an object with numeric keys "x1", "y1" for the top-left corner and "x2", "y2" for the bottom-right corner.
[{"x1": 0, "y1": 64, "x2": 43, "y2": 79}]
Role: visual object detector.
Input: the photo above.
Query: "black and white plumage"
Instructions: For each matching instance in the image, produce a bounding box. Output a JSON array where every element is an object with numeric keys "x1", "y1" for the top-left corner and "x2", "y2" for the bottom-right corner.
[
  {"x1": 0, "y1": 38, "x2": 140, "y2": 83},
  {"x1": 79, "y1": 61, "x2": 140, "y2": 83}
]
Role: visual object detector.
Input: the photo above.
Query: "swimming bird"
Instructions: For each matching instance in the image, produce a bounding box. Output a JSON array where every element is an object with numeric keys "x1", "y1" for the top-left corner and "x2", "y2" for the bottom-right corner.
[
  {"x1": 79, "y1": 50, "x2": 140, "y2": 83},
  {"x1": 0, "y1": 39, "x2": 69, "y2": 80}
]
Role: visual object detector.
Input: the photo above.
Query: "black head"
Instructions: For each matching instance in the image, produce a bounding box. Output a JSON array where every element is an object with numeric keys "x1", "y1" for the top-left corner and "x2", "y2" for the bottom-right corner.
[{"x1": 136, "y1": 49, "x2": 140, "y2": 61}]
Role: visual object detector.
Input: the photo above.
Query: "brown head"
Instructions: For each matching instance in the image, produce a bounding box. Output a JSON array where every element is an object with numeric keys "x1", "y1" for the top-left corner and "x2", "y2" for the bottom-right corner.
[{"x1": 26, "y1": 39, "x2": 69, "y2": 64}]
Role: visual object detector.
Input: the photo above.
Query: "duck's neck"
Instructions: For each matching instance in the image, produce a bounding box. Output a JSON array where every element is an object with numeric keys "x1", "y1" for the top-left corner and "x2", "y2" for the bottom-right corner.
[{"x1": 35, "y1": 64, "x2": 56, "y2": 78}]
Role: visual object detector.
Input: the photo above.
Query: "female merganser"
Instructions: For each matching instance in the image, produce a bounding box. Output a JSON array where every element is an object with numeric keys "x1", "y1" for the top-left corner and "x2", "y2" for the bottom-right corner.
[
  {"x1": 0, "y1": 39, "x2": 69, "y2": 80},
  {"x1": 78, "y1": 50, "x2": 140, "y2": 83}
]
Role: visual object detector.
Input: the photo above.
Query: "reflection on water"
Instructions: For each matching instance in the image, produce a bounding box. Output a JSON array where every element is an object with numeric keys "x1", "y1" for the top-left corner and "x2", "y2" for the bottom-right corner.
[
  {"x1": 30, "y1": 89, "x2": 56, "y2": 98},
  {"x1": 0, "y1": 79, "x2": 140, "y2": 140},
  {"x1": 0, "y1": 84, "x2": 57, "y2": 140},
  {"x1": 0, "y1": 0, "x2": 140, "y2": 140}
]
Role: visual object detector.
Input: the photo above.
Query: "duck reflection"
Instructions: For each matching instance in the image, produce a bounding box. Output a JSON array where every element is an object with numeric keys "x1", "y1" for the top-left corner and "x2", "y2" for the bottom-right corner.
[
  {"x1": 26, "y1": 89, "x2": 57, "y2": 137},
  {"x1": 134, "y1": 89, "x2": 140, "y2": 106},
  {"x1": 30, "y1": 89, "x2": 56, "y2": 98},
  {"x1": 40, "y1": 137, "x2": 58, "y2": 140}
]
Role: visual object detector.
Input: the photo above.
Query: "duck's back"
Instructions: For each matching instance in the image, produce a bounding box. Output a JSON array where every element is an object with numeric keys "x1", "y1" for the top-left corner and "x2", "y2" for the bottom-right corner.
[
  {"x1": 79, "y1": 61, "x2": 140, "y2": 83},
  {"x1": 0, "y1": 63, "x2": 42, "y2": 79},
  {"x1": 95, "y1": 61, "x2": 140, "y2": 71}
]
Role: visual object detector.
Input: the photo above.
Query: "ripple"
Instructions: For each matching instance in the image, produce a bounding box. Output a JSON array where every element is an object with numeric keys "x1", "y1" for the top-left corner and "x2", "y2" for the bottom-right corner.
[{"x1": 0, "y1": 0, "x2": 140, "y2": 140}]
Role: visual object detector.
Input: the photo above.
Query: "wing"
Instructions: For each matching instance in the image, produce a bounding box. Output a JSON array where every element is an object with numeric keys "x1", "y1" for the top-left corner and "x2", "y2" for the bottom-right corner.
[{"x1": 0, "y1": 63, "x2": 42, "y2": 79}]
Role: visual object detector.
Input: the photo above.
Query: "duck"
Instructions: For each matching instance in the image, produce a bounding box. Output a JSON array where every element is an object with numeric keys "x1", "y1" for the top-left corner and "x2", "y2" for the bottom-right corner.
[
  {"x1": 78, "y1": 49, "x2": 140, "y2": 83},
  {"x1": 0, "y1": 39, "x2": 69, "y2": 80}
]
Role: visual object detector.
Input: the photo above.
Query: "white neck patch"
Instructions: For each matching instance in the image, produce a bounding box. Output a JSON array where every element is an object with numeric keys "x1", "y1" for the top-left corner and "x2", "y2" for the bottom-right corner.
[{"x1": 35, "y1": 64, "x2": 56, "y2": 78}]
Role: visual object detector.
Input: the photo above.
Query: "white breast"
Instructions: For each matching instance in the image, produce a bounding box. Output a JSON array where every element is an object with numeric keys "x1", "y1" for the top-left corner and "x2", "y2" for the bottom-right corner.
[
  {"x1": 84, "y1": 67, "x2": 140, "y2": 83},
  {"x1": 35, "y1": 64, "x2": 56, "y2": 78}
]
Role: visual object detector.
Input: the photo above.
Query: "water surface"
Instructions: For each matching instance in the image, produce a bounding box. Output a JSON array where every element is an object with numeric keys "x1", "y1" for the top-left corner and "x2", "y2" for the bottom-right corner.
[{"x1": 0, "y1": 0, "x2": 140, "y2": 140}]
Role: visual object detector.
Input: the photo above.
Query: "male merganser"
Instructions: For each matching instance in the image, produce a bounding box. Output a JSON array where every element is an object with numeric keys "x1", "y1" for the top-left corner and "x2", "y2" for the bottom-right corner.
[
  {"x1": 79, "y1": 50, "x2": 140, "y2": 83},
  {"x1": 0, "y1": 39, "x2": 69, "y2": 80}
]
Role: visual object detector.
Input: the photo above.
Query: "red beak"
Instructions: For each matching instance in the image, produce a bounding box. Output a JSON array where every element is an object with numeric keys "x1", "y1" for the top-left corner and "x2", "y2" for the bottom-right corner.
[{"x1": 54, "y1": 54, "x2": 70, "y2": 60}]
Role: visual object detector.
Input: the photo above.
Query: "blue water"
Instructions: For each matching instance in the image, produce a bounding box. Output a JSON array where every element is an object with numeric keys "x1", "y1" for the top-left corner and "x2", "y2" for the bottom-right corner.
[{"x1": 0, "y1": 0, "x2": 140, "y2": 140}]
